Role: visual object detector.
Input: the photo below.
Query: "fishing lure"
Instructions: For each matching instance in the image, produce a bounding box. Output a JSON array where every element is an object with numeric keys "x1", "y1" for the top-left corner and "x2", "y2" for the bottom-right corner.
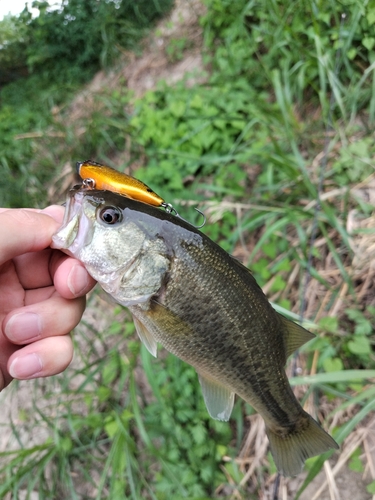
[
  {"x1": 77, "y1": 160, "x2": 164, "y2": 206},
  {"x1": 76, "y1": 160, "x2": 205, "y2": 228}
]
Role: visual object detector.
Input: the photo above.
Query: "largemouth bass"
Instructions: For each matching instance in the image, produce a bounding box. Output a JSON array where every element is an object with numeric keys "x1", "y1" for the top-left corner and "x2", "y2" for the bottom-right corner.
[{"x1": 52, "y1": 186, "x2": 338, "y2": 476}]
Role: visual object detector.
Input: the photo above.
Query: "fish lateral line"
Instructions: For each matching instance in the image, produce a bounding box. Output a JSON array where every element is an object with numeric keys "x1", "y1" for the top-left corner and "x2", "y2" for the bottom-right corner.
[{"x1": 76, "y1": 160, "x2": 206, "y2": 229}]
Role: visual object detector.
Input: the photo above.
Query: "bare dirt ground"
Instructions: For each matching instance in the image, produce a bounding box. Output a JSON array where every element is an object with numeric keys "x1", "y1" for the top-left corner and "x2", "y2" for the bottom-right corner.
[{"x1": 2, "y1": 1, "x2": 375, "y2": 499}]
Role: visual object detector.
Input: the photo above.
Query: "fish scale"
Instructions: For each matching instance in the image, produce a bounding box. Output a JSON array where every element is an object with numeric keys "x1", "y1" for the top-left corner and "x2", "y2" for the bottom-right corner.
[
  {"x1": 130, "y1": 216, "x2": 326, "y2": 438},
  {"x1": 52, "y1": 187, "x2": 339, "y2": 476}
]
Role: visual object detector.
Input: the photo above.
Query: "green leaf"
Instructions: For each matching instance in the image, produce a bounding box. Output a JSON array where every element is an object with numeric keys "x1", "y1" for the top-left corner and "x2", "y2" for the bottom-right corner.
[
  {"x1": 98, "y1": 386, "x2": 112, "y2": 402},
  {"x1": 363, "y1": 37, "x2": 375, "y2": 51},
  {"x1": 170, "y1": 100, "x2": 186, "y2": 117},
  {"x1": 347, "y1": 336, "x2": 371, "y2": 355},
  {"x1": 367, "y1": 7, "x2": 375, "y2": 25},
  {"x1": 367, "y1": 480, "x2": 375, "y2": 494},
  {"x1": 271, "y1": 274, "x2": 286, "y2": 292},
  {"x1": 190, "y1": 94, "x2": 203, "y2": 109},
  {"x1": 272, "y1": 258, "x2": 291, "y2": 273},
  {"x1": 323, "y1": 357, "x2": 343, "y2": 373},
  {"x1": 346, "y1": 309, "x2": 363, "y2": 321},
  {"x1": 191, "y1": 424, "x2": 207, "y2": 445},
  {"x1": 347, "y1": 48, "x2": 357, "y2": 60},
  {"x1": 262, "y1": 242, "x2": 277, "y2": 259},
  {"x1": 349, "y1": 448, "x2": 364, "y2": 473},
  {"x1": 318, "y1": 316, "x2": 339, "y2": 333},
  {"x1": 104, "y1": 419, "x2": 118, "y2": 438},
  {"x1": 355, "y1": 320, "x2": 373, "y2": 336},
  {"x1": 102, "y1": 360, "x2": 119, "y2": 385}
]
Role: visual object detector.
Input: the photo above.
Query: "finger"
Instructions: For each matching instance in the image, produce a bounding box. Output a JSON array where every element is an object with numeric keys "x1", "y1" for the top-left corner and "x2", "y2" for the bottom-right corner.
[
  {"x1": 21, "y1": 260, "x2": 96, "y2": 303},
  {"x1": 13, "y1": 249, "x2": 54, "y2": 289},
  {"x1": 3, "y1": 294, "x2": 86, "y2": 344},
  {"x1": 40, "y1": 205, "x2": 65, "y2": 223},
  {"x1": 7, "y1": 335, "x2": 73, "y2": 381},
  {"x1": 0, "y1": 208, "x2": 62, "y2": 265},
  {"x1": 13, "y1": 249, "x2": 96, "y2": 296},
  {"x1": 0, "y1": 336, "x2": 19, "y2": 389},
  {"x1": 50, "y1": 254, "x2": 97, "y2": 299},
  {"x1": 0, "y1": 205, "x2": 64, "y2": 218}
]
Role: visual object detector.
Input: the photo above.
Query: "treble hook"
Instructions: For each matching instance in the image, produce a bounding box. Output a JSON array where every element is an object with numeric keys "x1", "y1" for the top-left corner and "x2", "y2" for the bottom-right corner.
[
  {"x1": 193, "y1": 207, "x2": 207, "y2": 229},
  {"x1": 161, "y1": 203, "x2": 206, "y2": 229}
]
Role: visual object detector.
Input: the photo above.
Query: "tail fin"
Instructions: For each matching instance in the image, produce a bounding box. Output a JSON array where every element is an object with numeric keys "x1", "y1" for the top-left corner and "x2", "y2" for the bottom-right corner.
[{"x1": 266, "y1": 413, "x2": 338, "y2": 476}]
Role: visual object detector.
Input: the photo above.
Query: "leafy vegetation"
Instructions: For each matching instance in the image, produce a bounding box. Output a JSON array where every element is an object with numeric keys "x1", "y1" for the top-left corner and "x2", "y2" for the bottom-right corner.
[
  {"x1": 1, "y1": 0, "x2": 173, "y2": 81},
  {"x1": 1, "y1": 0, "x2": 375, "y2": 498},
  {"x1": 0, "y1": 0, "x2": 173, "y2": 206}
]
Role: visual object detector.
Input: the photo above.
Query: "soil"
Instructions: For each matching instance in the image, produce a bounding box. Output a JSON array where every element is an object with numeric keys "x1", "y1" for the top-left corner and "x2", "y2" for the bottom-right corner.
[{"x1": 297, "y1": 467, "x2": 372, "y2": 500}]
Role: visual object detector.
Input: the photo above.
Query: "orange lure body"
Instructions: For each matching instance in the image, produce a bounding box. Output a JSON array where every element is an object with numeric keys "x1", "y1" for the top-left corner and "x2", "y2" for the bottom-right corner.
[{"x1": 76, "y1": 160, "x2": 165, "y2": 207}]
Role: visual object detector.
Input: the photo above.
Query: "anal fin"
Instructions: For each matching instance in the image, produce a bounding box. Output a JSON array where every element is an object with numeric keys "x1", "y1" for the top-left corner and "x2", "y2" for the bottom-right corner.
[
  {"x1": 133, "y1": 316, "x2": 157, "y2": 357},
  {"x1": 198, "y1": 372, "x2": 235, "y2": 421}
]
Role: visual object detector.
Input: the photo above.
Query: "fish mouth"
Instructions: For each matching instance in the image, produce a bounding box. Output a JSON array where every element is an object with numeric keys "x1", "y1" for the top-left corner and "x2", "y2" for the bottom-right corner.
[
  {"x1": 51, "y1": 213, "x2": 79, "y2": 251},
  {"x1": 51, "y1": 188, "x2": 94, "y2": 256}
]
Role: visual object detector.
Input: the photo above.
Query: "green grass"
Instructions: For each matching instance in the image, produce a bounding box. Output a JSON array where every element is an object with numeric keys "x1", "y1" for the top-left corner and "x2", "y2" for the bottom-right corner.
[{"x1": 1, "y1": 0, "x2": 375, "y2": 498}]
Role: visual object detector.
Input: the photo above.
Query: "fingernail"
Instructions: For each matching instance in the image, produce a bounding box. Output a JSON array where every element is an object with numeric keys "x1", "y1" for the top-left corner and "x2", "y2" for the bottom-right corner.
[
  {"x1": 9, "y1": 353, "x2": 43, "y2": 379},
  {"x1": 5, "y1": 313, "x2": 42, "y2": 342},
  {"x1": 68, "y1": 264, "x2": 89, "y2": 297}
]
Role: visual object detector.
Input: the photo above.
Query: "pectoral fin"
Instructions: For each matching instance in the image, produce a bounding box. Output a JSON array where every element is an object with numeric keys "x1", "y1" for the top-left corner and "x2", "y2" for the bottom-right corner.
[
  {"x1": 280, "y1": 316, "x2": 315, "y2": 359},
  {"x1": 133, "y1": 316, "x2": 157, "y2": 357},
  {"x1": 198, "y1": 373, "x2": 235, "y2": 421}
]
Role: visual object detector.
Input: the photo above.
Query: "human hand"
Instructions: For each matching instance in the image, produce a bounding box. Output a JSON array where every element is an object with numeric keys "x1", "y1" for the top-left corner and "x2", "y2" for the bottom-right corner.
[{"x1": 0, "y1": 206, "x2": 96, "y2": 391}]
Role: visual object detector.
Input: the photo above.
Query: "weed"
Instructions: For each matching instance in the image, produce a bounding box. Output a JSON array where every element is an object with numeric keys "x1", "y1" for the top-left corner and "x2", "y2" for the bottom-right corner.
[{"x1": 165, "y1": 37, "x2": 193, "y2": 63}]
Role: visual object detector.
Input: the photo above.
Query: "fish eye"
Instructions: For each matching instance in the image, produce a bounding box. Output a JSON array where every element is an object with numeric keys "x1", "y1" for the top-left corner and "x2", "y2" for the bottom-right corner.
[{"x1": 98, "y1": 206, "x2": 122, "y2": 225}]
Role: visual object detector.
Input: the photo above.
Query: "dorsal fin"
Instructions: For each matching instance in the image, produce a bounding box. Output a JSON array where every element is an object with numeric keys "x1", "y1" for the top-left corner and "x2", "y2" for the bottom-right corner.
[{"x1": 280, "y1": 316, "x2": 315, "y2": 359}]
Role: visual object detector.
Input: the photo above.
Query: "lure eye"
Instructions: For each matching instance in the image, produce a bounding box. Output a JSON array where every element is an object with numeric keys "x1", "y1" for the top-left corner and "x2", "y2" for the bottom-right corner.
[{"x1": 99, "y1": 206, "x2": 122, "y2": 225}]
